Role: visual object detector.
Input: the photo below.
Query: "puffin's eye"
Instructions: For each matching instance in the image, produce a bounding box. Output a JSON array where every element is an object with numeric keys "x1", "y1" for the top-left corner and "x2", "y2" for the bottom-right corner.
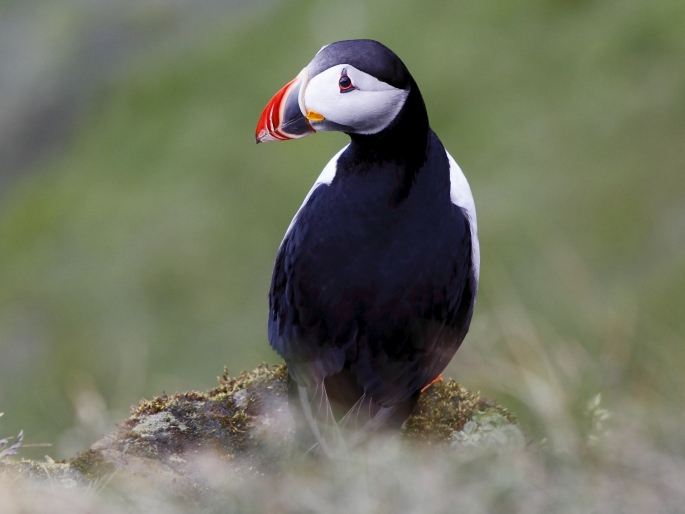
[{"x1": 339, "y1": 68, "x2": 355, "y2": 93}]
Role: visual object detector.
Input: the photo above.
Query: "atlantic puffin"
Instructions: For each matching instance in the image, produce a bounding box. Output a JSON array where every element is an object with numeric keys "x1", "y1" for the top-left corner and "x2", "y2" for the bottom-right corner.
[{"x1": 255, "y1": 40, "x2": 479, "y2": 456}]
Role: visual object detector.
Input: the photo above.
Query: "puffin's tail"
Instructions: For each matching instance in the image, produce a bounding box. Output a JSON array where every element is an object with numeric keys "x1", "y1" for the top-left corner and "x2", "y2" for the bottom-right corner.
[{"x1": 288, "y1": 373, "x2": 419, "y2": 459}]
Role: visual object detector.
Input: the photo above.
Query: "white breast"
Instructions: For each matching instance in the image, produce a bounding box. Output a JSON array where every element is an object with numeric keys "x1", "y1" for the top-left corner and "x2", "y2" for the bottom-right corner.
[{"x1": 446, "y1": 150, "x2": 480, "y2": 284}]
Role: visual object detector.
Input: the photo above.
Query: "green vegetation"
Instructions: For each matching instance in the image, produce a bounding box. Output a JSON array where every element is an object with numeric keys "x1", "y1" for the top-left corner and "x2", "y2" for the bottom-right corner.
[
  {"x1": 0, "y1": 0, "x2": 684, "y2": 496},
  {"x1": 0, "y1": 413, "x2": 23, "y2": 462}
]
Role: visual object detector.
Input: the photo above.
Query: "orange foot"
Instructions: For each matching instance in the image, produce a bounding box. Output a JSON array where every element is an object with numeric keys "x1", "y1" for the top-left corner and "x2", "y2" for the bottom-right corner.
[{"x1": 420, "y1": 373, "x2": 443, "y2": 393}]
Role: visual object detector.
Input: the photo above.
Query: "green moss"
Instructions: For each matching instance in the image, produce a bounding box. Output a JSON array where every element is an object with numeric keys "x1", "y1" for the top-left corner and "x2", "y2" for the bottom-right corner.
[
  {"x1": 214, "y1": 363, "x2": 289, "y2": 396},
  {"x1": 119, "y1": 365, "x2": 517, "y2": 456},
  {"x1": 69, "y1": 449, "x2": 116, "y2": 480},
  {"x1": 402, "y1": 378, "x2": 517, "y2": 444},
  {"x1": 1, "y1": 458, "x2": 87, "y2": 487},
  {"x1": 112, "y1": 364, "x2": 289, "y2": 462}
]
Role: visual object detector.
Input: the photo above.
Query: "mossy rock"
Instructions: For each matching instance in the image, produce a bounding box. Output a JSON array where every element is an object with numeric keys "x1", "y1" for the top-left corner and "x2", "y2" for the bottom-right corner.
[{"x1": 1, "y1": 364, "x2": 517, "y2": 497}]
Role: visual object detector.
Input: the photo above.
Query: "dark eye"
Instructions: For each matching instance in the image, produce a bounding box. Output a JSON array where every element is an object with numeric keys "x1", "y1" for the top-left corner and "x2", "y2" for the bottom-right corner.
[{"x1": 339, "y1": 68, "x2": 355, "y2": 93}]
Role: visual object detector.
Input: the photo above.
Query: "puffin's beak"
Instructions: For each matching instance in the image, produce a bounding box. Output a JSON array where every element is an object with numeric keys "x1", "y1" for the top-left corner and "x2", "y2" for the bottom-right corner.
[{"x1": 255, "y1": 68, "x2": 323, "y2": 143}]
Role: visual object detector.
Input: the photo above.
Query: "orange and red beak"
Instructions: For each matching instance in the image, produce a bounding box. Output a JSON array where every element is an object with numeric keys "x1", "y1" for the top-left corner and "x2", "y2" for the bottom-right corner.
[{"x1": 255, "y1": 68, "x2": 323, "y2": 143}]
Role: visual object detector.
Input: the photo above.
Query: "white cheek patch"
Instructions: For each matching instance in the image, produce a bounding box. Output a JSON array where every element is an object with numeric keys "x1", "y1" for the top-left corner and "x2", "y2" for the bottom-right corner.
[
  {"x1": 447, "y1": 150, "x2": 480, "y2": 284},
  {"x1": 304, "y1": 64, "x2": 409, "y2": 135}
]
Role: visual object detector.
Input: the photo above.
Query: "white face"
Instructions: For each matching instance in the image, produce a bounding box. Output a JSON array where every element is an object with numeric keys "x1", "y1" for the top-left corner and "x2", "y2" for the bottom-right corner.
[{"x1": 302, "y1": 64, "x2": 409, "y2": 135}]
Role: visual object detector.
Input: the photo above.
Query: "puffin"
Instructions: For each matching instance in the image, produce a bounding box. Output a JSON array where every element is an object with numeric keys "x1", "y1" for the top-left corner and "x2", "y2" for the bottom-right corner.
[{"x1": 255, "y1": 40, "x2": 480, "y2": 456}]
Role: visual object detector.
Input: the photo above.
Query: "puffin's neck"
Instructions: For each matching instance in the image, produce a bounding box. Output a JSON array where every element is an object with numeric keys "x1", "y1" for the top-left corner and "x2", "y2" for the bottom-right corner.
[{"x1": 347, "y1": 80, "x2": 431, "y2": 168}]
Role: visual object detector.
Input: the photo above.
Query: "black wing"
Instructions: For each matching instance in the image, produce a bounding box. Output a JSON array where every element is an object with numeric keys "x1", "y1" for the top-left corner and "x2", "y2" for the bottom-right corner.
[{"x1": 268, "y1": 184, "x2": 351, "y2": 388}]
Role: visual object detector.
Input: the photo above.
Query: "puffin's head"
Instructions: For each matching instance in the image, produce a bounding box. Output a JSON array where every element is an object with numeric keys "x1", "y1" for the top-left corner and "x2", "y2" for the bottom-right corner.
[{"x1": 255, "y1": 40, "x2": 412, "y2": 143}]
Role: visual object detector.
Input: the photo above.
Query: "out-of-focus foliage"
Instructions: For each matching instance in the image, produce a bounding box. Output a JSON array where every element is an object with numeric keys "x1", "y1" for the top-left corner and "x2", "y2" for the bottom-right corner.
[
  {"x1": 2, "y1": 406, "x2": 685, "y2": 513},
  {"x1": 0, "y1": 0, "x2": 684, "y2": 471},
  {"x1": 2, "y1": 373, "x2": 684, "y2": 513},
  {"x1": 0, "y1": 413, "x2": 23, "y2": 462}
]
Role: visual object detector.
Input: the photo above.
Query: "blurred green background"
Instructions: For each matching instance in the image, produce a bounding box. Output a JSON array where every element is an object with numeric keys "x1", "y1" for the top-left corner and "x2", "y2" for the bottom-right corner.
[{"x1": 1, "y1": 0, "x2": 683, "y2": 460}]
